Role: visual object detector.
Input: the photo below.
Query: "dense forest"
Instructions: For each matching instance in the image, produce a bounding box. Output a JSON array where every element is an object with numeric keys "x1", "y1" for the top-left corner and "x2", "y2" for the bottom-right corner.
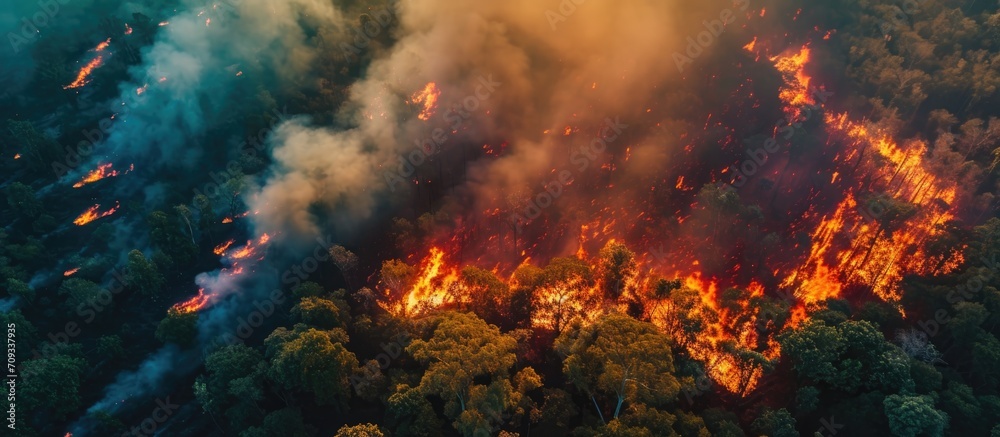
[{"x1": 1, "y1": 0, "x2": 999, "y2": 436}]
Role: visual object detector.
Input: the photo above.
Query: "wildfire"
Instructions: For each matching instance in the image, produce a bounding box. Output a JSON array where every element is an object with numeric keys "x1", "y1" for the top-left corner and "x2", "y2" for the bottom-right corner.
[
  {"x1": 228, "y1": 233, "x2": 271, "y2": 260},
  {"x1": 411, "y1": 82, "x2": 440, "y2": 121},
  {"x1": 13, "y1": 154, "x2": 20, "y2": 160},
  {"x1": 172, "y1": 288, "x2": 209, "y2": 313},
  {"x1": 772, "y1": 45, "x2": 813, "y2": 114},
  {"x1": 213, "y1": 239, "x2": 235, "y2": 255},
  {"x1": 173, "y1": 233, "x2": 272, "y2": 315},
  {"x1": 222, "y1": 211, "x2": 250, "y2": 224},
  {"x1": 63, "y1": 38, "x2": 112, "y2": 90},
  {"x1": 72, "y1": 163, "x2": 131, "y2": 188},
  {"x1": 402, "y1": 247, "x2": 460, "y2": 314},
  {"x1": 772, "y1": 48, "x2": 962, "y2": 303},
  {"x1": 73, "y1": 202, "x2": 119, "y2": 226},
  {"x1": 124, "y1": 23, "x2": 133, "y2": 35},
  {"x1": 63, "y1": 267, "x2": 80, "y2": 277},
  {"x1": 385, "y1": 40, "x2": 967, "y2": 400},
  {"x1": 397, "y1": 242, "x2": 775, "y2": 395}
]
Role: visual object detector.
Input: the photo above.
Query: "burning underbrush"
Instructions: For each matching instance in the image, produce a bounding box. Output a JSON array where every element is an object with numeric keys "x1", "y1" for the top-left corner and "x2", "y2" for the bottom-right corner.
[{"x1": 368, "y1": 44, "x2": 968, "y2": 397}]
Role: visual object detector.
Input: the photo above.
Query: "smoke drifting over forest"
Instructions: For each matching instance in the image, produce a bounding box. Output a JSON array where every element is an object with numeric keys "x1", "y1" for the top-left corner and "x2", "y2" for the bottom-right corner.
[
  {"x1": 2, "y1": 0, "x2": 999, "y2": 435},
  {"x1": 251, "y1": 0, "x2": 723, "y2": 242}
]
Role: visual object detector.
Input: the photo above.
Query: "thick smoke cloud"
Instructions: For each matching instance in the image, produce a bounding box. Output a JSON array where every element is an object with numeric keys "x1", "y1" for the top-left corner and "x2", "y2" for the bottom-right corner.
[
  {"x1": 76, "y1": 0, "x2": 742, "y2": 433},
  {"x1": 71, "y1": 0, "x2": 351, "y2": 432},
  {"x1": 250, "y1": 0, "x2": 733, "y2": 243},
  {"x1": 91, "y1": 0, "x2": 346, "y2": 175}
]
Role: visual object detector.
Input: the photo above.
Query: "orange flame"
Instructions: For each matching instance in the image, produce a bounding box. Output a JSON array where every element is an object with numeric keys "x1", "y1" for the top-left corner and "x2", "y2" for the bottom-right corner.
[
  {"x1": 213, "y1": 240, "x2": 235, "y2": 256},
  {"x1": 403, "y1": 247, "x2": 460, "y2": 314},
  {"x1": 172, "y1": 288, "x2": 209, "y2": 313},
  {"x1": 228, "y1": 233, "x2": 271, "y2": 260},
  {"x1": 389, "y1": 40, "x2": 967, "y2": 400},
  {"x1": 411, "y1": 82, "x2": 440, "y2": 121},
  {"x1": 72, "y1": 163, "x2": 130, "y2": 188},
  {"x1": 63, "y1": 267, "x2": 80, "y2": 277},
  {"x1": 63, "y1": 39, "x2": 111, "y2": 90},
  {"x1": 772, "y1": 49, "x2": 962, "y2": 303},
  {"x1": 772, "y1": 45, "x2": 813, "y2": 114},
  {"x1": 73, "y1": 202, "x2": 119, "y2": 226}
]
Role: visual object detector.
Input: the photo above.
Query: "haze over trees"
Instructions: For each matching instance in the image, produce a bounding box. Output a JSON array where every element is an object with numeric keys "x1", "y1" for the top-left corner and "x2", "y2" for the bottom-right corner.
[{"x1": 0, "y1": 0, "x2": 998, "y2": 435}]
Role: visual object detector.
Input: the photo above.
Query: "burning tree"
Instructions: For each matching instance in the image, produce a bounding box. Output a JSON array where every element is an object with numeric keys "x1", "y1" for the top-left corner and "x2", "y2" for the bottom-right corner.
[
  {"x1": 595, "y1": 241, "x2": 639, "y2": 302},
  {"x1": 457, "y1": 266, "x2": 513, "y2": 327},
  {"x1": 532, "y1": 256, "x2": 598, "y2": 334},
  {"x1": 379, "y1": 259, "x2": 416, "y2": 303}
]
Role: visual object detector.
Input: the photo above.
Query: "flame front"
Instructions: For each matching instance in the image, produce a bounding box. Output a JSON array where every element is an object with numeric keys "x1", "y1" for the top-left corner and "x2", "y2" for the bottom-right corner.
[
  {"x1": 386, "y1": 42, "x2": 966, "y2": 397},
  {"x1": 172, "y1": 288, "x2": 209, "y2": 313},
  {"x1": 73, "y1": 203, "x2": 119, "y2": 226},
  {"x1": 72, "y1": 163, "x2": 131, "y2": 188},
  {"x1": 403, "y1": 247, "x2": 460, "y2": 314},
  {"x1": 172, "y1": 233, "x2": 273, "y2": 314},
  {"x1": 64, "y1": 38, "x2": 111, "y2": 90}
]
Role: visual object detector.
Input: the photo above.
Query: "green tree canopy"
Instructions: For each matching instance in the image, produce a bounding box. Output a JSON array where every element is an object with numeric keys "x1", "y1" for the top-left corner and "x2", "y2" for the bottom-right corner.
[
  {"x1": 155, "y1": 308, "x2": 199, "y2": 347},
  {"x1": 125, "y1": 249, "x2": 164, "y2": 299},
  {"x1": 265, "y1": 325, "x2": 358, "y2": 408},
  {"x1": 291, "y1": 293, "x2": 350, "y2": 330},
  {"x1": 20, "y1": 354, "x2": 88, "y2": 421},
  {"x1": 555, "y1": 313, "x2": 680, "y2": 422},
  {"x1": 194, "y1": 344, "x2": 268, "y2": 430},
  {"x1": 407, "y1": 312, "x2": 540, "y2": 436},
  {"x1": 5, "y1": 182, "x2": 42, "y2": 218},
  {"x1": 883, "y1": 394, "x2": 949, "y2": 437}
]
